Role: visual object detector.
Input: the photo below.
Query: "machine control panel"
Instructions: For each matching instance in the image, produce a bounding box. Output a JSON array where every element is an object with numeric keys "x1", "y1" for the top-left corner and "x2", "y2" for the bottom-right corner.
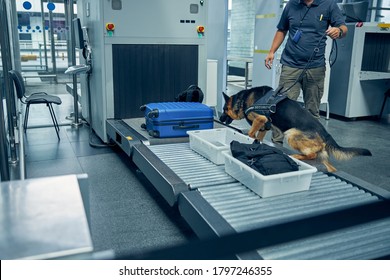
[
  {"x1": 100, "y1": 0, "x2": 207, "y2": 39},
  {"x1": 105, "y1": 22, "x2": 115, "y2": 36},
  {"x1": 197, "y1": 25, "x2": 205, "y2": 37},
  {"x1": 106, "y1": 23, "x2": 115, "y2": 30}
]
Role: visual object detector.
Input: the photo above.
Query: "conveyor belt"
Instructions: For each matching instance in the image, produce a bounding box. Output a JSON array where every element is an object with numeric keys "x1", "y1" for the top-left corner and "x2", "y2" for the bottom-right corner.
[
  {"x1": 148, "y1": 143, "x2": 390, "y2": 259},
  {"x1": 149, "y1": 143, "x2": 235, "y2": 189}
]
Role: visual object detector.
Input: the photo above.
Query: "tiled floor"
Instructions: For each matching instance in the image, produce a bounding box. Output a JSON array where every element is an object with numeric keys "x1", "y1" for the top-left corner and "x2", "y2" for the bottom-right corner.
[{"x1": 18, "y1": 77, "x2": 390, "y2": 257}]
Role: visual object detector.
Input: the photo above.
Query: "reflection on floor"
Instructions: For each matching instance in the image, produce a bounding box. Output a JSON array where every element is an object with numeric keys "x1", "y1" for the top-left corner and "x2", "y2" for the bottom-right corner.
[{"x1": 20, "y1": 78, "x2": 390, "y2": 257}]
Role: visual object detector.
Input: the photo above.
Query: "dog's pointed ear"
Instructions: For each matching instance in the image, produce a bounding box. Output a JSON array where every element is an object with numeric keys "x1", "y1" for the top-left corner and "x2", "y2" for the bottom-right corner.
[{"x1": 222, "y1": 92, "x2": 230, "y2": 103}]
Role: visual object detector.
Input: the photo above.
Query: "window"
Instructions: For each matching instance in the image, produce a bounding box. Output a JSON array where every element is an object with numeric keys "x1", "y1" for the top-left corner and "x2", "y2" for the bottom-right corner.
[
  {"x1": 19, "y1": 33, "x2": 32, "y2": 40},
  {"x1": 17, "y1": 13, "x2": 30, "y2": 26}
]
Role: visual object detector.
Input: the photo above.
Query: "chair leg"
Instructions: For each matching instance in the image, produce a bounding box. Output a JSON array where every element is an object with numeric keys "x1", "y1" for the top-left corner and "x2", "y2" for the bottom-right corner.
[
  {"x1": 48, "y1": 104, "x2": 60, "y2": 131},
  {"x1": 379, "y1": 89, "x2": 390, "y2": 119},
  {"x1": 47, "y1": 103, "x2": 60, "y2": 140},
  {"x1": 24, "y1": 104, "x2": 30, "y2": 132}
]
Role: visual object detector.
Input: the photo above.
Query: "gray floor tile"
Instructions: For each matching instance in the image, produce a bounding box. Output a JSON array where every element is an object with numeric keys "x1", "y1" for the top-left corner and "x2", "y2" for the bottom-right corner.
[
  {"x1": 65, "y1": 126, "x2": 91, "y2": 142},
  {"x1": 26, "y1": 158, "x2": 84, "y2": 179},
  {"x1": 70, "y1": 140, "x2": 114, "y2": 157},
  {"x1": 25, "y1": 141, "x2": 76, "y2": 162},
  {"x1": 24, "y1": 126, "x2": 67, "y2": 145}
]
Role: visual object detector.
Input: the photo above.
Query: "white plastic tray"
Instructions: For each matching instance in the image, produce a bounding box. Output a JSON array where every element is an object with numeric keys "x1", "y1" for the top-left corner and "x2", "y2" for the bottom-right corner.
[
  {"x1": 222, "y1": 150, "x2": 317, "y2": 197},
  {"x1": 187, "y1": 128, "x2": 255, "y2": 165}
]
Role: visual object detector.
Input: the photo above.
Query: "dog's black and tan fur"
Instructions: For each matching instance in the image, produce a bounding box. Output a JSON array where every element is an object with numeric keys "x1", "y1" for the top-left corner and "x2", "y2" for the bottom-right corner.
[{"x1": 220, "y1": 86, "x2": 372, "y2": 172}]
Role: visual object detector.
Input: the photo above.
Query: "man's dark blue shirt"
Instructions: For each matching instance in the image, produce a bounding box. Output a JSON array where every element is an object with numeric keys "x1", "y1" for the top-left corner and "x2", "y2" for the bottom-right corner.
[{"x1": 277, "y1": 0, "x2": 345, "y2": 68}]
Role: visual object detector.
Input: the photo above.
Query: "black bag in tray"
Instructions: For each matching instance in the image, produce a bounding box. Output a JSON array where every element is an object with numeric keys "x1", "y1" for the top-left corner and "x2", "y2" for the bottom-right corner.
[{"x1": 230, "y1": 141, "x2": 299, "y2": 175}]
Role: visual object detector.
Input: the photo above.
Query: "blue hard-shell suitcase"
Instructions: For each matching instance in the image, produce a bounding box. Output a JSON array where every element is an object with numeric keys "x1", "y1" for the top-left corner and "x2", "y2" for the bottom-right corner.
[{"x1": 140, "y1": 102, "x2": 213, "y2": 138}]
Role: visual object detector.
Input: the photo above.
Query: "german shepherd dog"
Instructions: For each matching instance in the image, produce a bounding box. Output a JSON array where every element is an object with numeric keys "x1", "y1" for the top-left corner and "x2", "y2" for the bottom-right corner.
[{"x1": 220, "y1": 86, "x2": 372, "y2": 172}]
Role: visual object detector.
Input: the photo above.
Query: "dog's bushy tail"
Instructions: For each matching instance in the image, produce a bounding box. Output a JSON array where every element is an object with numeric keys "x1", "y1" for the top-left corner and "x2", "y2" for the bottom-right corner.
[{"x1": 325, "y1": 136, "x2": 372, "y2": 160}]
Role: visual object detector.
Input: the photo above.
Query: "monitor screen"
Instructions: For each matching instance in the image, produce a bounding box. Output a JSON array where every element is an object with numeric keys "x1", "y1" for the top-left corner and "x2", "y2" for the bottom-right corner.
[
  {"x1": 73, "y1": 18, "x2": 85, "y2": 49},
  {"x1": 338, "y1": 1, "x2": 369, "y2": 23}
]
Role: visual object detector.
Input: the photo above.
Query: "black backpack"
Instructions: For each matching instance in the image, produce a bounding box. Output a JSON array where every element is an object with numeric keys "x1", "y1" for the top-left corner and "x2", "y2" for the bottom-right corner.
[
  {"x1": 230, "y1": 141, "x2": 299, "y2": 175},
  {"x1": 175, "y1": 85, "x2": 204, "y2": 103}
]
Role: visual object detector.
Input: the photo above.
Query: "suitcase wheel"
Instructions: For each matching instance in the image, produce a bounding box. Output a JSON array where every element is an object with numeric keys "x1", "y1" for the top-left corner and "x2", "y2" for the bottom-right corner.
[
  {"x1": 148, "y1": 130, "x2": 159, "y2": 138},
  {"x1": 140, "y1": 123, "x2": 146, "y2": 129},
  {"x1": 147, "y1": 109, "x2": 159, "y2": 118},
  {"x1": 139, "y1": 105, "x2": 146, "y2": 111}
]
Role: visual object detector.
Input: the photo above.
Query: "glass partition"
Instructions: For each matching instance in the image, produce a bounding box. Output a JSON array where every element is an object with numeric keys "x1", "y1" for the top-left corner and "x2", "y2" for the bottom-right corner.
[{"x1": 15, "y1": 0, "x2": 77, "y2": 82}]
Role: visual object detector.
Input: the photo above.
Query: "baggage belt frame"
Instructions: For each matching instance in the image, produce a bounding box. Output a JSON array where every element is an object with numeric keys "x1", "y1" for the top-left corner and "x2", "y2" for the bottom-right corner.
[{"x1": 107, "y1": 118, "x2": 390, "y2": 259}]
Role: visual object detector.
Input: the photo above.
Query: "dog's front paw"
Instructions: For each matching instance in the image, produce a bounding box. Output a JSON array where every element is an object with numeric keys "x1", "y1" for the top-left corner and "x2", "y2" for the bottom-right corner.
[
  {"x1": 248, "y1": 131, "x2": 256, "y2": 138},
  {"x1": 254, "y1": 130, "x2": 267, "y2": 142}
]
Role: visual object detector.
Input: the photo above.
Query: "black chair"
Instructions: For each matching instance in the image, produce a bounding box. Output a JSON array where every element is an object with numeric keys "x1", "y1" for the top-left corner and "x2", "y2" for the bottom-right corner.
[{"x1": 9, "y1": 70, "x2": 62, "y2": 140}]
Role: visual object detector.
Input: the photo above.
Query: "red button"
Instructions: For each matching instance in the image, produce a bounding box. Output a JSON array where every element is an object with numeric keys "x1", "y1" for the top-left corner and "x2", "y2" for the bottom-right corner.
[{"x1": 106, "y1": 23, "x2": 115, "y2": 31}]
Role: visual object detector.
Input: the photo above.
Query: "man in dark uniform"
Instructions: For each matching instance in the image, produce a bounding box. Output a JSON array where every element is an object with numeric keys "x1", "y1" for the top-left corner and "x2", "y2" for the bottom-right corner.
[{"x1": 264, "y1": 0, "x2": 347, "y2": 144}]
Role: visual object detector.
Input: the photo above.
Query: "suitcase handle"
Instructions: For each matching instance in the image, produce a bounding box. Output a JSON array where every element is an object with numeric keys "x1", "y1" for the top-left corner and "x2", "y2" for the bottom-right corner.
[{"x1": 173, "y1": 124, "x2": 200, "y2": 130}]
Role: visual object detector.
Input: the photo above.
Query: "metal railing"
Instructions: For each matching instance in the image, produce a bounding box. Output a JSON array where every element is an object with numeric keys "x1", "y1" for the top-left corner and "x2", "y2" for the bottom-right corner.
[{"x1": 17, "y1": 40, "x2": 78, "y2": 72}]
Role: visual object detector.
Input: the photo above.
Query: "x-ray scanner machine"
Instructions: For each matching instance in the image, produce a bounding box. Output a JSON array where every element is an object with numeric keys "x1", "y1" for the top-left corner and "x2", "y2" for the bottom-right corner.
[
  {"x1": 76, "y1": 0, "x2": 208, "y2": 143},
  {"x1": 328, "y1": 22, "x2": 390, "y2": 118}
]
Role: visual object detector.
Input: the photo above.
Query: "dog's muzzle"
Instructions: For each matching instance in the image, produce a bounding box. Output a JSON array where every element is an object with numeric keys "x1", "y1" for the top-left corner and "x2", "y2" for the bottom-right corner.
[{"x1": 219, "y1": 112, "x2": 233, "y2": 125}]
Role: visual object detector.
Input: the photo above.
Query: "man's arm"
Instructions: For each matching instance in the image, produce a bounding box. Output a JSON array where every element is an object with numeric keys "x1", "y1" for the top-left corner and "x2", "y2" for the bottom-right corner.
[
  {"x1": 328, "y1": 0, "x2": 348, "y2": 40},
  {"x1": 338, "y1": 24, "x2": 348, "y2": 38},
  {"x1": 326, "y1": 24, "x2": 348, "y2": 40},
  {"x1": 265, "y1": 30, "x2": 287, "y2": 69}
]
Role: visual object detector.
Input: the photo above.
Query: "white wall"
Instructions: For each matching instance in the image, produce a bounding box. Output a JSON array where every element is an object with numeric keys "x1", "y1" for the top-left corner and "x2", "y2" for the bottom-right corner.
[{"x1": 207, "y1": 0, "x2": 229, "y2": 111}]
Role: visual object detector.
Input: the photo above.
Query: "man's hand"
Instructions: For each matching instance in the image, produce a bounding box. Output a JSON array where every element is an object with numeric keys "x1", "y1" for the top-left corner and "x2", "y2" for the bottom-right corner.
[
  {"x1": 326, "y1": 26, "x2": 342, "y2": 39},
  {"x1": 265, "y1": 52, "x2": 274, "y2": 69}
]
